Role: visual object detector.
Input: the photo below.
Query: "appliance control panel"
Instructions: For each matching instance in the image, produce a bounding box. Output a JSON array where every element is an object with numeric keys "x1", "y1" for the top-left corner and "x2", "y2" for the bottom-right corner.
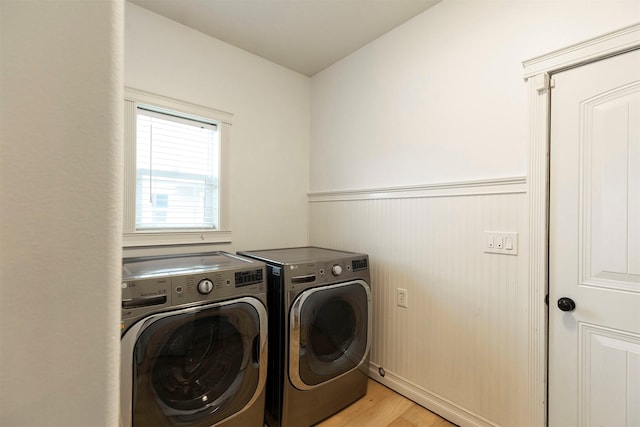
[
  {"x1": 121, "y1": 266, "x2": 266, "y2": 327},
  {"x1": 286, "y1": 256, "x2": 369, "y2": 290},
  {"x1": 172, "y1": 268, "x2": 265, "y2": 304}
]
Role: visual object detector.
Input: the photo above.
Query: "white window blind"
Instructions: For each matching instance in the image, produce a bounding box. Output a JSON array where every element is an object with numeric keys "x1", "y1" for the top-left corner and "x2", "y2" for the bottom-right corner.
[{"x1": 135, "y1": 107, "x2": 219, "y2": 230}]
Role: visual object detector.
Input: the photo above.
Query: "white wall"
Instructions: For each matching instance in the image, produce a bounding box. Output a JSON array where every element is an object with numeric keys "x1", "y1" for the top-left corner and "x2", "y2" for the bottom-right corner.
[
  {"x1": 0, "y1": 1, "x2": 123, "y2": 425},
  {"x1": 310, "y1": 1, "x2": 639, "y2": 426},
  {"x1": 124, "y1": 3, "x2": 311, "y2": 256},
  {"x1": 311, "y1": 0, "x2": 640, "y2": 192}
]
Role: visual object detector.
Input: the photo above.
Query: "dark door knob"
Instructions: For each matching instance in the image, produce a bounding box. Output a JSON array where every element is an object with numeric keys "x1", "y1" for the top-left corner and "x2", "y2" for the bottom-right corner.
[{"x1": 557, "y1": 297, "x2": 576, "y2": 312}]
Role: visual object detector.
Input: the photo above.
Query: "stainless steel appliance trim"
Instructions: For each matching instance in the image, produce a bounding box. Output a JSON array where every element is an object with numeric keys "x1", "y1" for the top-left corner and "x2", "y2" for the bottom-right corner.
[
  {"x1": 288, "y1": 279, "x2": 372, "y2": 391},
  {"x1": 119, "y1": 296, "x2": 268, "y2": 427}
]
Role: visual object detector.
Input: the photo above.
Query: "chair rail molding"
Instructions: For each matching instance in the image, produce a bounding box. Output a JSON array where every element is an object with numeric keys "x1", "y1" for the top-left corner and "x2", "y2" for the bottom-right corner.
[
  {"x1": 523, "y1": 21, "x2": 640, "y2": 427},
  {"x1": 308, "y1": 176, "x2": 526, "y2": 202}
]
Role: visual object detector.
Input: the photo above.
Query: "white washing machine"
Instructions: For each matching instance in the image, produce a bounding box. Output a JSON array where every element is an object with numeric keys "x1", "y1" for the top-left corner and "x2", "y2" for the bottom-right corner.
[
  {"x1": 120, "y1": 252, "x2": 267, "y2": 427},
  {"x1": 238, "y1": 247, "x2": 372, "y2": 427}
]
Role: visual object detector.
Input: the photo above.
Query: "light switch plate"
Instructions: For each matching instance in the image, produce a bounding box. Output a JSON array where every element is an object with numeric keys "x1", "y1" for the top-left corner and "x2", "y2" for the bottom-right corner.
[
  {"x1": 397, "y1": 288, "x2": 408, "y2": 308},
  {"x1": 484, "y1": 231, "x2": 518, "y2": 255}
]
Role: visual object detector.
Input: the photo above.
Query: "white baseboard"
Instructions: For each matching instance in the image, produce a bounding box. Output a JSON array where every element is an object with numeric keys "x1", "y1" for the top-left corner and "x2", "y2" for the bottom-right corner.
[{"x1": 368, "y1": 363, "x2": 500, "y2": 427}]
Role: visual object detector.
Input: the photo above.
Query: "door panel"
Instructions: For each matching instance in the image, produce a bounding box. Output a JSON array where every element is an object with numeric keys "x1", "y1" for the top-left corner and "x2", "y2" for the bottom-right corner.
[
  {"x1": 581, "y1": 324, "x2": 640, "y2": 427},
  {"x1": 586, "y1": 86, "x2": 640, "y2": 291},
  {"x1": 549, "y1": 48, "x2": 640, "y2": 427}
]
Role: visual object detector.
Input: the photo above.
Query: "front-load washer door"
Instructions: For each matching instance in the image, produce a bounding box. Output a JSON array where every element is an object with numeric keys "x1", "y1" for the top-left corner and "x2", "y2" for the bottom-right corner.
[
  {"x1": 120, "y1": 297, "x2": 267, "y2": 427},
  {"x1": 289, "y1": 280, "x2": 371, "y2": 390}
]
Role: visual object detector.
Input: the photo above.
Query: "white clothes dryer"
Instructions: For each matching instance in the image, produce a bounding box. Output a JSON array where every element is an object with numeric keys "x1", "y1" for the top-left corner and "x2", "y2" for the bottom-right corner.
[{"x1": 120, "y1": 252, "x2": 267, "y2": 427}]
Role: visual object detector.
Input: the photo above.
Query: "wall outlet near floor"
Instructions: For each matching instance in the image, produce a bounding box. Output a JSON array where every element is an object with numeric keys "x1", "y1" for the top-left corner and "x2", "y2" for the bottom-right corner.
[
  {"x1": 484, "y1": 231, "x2": 518, "y2": 255},
  {"x1": 397, "y1": 288, "x2": 408, "y2": 308}
]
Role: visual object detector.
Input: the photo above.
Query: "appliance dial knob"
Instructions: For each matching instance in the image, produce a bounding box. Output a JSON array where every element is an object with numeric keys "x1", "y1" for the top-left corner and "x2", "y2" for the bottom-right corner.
[
  {"x1": 331, "y1": 264, "x2": 343, "y2": 276},
  {"x1": 197, "y1": 279, "x2": 214, "y2": 294}
]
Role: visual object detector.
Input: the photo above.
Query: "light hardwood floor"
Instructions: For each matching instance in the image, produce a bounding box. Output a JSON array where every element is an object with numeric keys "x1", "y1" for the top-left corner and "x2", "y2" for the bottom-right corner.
[{"x1": 316, "y1": 379, "x2": 457, "y2": 427}]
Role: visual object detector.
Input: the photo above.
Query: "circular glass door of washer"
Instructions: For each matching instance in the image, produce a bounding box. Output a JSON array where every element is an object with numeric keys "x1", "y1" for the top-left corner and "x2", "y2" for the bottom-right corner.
[{"x1": 131, "y1": 302, "x2": 261, "y2": 426}]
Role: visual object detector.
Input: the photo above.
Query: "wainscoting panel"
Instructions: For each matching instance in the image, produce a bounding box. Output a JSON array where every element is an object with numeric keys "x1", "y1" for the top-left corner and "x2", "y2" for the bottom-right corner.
[{"x1": 309, "y1": 182, "x2": 530, "y2": 426}]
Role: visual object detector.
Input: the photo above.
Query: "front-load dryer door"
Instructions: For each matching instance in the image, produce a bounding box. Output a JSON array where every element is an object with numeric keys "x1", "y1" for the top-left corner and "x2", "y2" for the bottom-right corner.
[
  {"x1": 289, "y1": 280, "x2": 371, "y2": 390},
  {"x1": 120, "y1": 297, "x2": 267, "y2": 427}
]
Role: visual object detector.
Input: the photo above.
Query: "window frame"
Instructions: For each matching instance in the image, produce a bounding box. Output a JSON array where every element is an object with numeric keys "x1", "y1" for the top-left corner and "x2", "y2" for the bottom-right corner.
[{"x1": 123, "y1": 87, "x2": 232, "y2": 247}]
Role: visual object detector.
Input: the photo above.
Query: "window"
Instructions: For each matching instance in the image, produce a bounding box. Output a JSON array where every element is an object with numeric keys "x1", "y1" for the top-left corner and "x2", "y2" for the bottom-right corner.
[
  {"x1": 135, "y1": 108, "x2": 218, "y2": 230},
  {"x1": 124, "y1": 88, "x2": 232, "y2": 247}
]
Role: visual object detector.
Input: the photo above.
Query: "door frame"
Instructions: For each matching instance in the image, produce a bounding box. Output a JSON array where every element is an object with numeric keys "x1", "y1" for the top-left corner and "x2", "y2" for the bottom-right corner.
[{"x1": 522, "y1": 22, "x2": 640, "y2": 426}]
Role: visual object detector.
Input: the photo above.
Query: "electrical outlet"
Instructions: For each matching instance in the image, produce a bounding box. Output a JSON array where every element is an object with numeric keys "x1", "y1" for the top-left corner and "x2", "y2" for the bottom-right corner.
[{"x1": 397, "y1": 288, "x2": 408, "y2": 308}]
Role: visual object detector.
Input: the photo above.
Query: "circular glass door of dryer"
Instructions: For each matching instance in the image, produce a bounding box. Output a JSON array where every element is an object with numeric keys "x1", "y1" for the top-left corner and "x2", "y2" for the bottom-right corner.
[
  {"x1": 289, "y1": 280, "x2": 371, "y2": 390},
  {"x1": 126, "y1": 299, "x2": 266, "y2": 427}
]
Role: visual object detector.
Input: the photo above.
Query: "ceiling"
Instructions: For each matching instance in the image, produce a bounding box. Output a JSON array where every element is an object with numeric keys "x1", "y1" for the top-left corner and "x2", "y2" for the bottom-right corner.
[{"x1": 129, "y1": 0, "x2": 441, "y2": 76}]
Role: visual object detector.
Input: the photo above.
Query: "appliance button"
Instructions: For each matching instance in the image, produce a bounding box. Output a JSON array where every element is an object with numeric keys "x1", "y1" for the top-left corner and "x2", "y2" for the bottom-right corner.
[
  {"x1": 331, "y1": 264, "x2": 343, "y2": 276},
  {"x1": 197, "y1": 279, "x2": 214, "y2": 294}
]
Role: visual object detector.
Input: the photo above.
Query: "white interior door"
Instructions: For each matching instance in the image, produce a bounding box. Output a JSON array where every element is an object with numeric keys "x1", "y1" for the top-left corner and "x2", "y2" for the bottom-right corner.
[{"x1": 549, "y1": 48, "x2": 640, "y2": 427}]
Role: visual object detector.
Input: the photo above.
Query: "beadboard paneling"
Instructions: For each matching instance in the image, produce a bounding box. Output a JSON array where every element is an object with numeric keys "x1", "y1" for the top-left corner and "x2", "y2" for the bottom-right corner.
[{"x1": 309, "y1": 187, "x2": 530, "y2": 427}]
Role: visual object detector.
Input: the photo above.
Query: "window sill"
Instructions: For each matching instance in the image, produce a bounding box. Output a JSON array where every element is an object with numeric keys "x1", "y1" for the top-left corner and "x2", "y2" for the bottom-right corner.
[{"x1": 123, "y1": 230, "x2": 232, "y2": 248}]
